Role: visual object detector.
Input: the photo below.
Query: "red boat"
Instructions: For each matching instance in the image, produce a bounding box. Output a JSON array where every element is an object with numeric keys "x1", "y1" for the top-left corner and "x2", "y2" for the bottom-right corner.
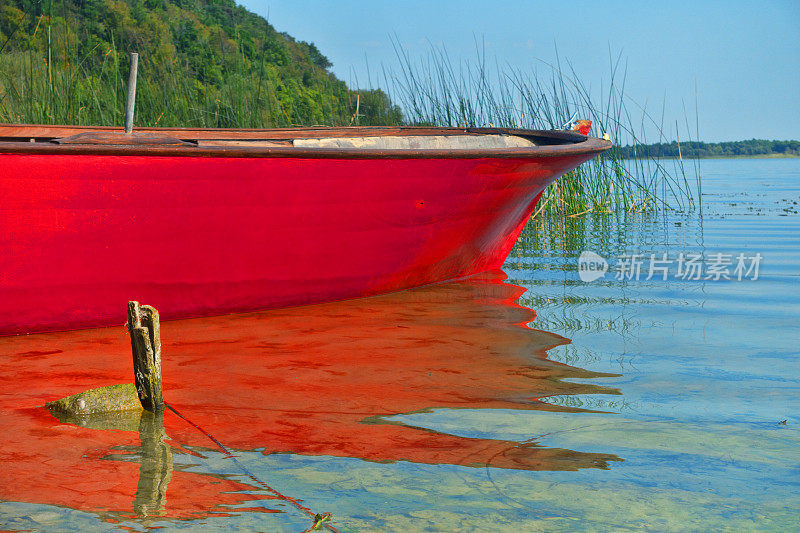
[{"x1": 0, "y1": 124, "x2": 609, "y2": 335}]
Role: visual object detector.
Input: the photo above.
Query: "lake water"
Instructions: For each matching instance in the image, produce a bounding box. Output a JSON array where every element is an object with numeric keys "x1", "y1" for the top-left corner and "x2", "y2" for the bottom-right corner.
[{"x1": 1, "y1": 158, "x2": 798, "y2": 532}]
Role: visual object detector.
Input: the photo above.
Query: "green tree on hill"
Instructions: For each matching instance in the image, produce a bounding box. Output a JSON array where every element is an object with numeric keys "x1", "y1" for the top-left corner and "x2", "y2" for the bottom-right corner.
[{"x1": 0, "y1": 0, "x2": 402, "y2": 127}]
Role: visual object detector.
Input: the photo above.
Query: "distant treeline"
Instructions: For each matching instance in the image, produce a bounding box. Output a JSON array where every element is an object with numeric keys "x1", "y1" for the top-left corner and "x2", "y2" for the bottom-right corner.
[{"x1": 616, "y1": 139, "x2": 800, "y2": 159}]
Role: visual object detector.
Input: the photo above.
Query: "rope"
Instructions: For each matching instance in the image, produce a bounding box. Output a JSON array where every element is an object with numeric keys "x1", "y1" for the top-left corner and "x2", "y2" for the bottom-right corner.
[{"x1": 165, "y1": 402, "x2": 340, "y2": 532}]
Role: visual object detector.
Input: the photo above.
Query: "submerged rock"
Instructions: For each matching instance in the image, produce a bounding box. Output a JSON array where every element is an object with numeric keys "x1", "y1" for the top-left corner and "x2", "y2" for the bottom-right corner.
[{"x1": 45, "y1": 383, "x2": 142, "y2": 417}]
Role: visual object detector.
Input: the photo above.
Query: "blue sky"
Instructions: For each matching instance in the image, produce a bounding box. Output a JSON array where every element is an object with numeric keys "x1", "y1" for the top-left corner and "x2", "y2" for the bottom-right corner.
[{"x1": 239, "y1": 0, "x2": 799, "y2": 142}]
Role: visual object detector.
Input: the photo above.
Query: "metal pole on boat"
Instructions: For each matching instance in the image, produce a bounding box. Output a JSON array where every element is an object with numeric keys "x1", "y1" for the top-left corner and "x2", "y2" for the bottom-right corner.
[{"x1": 124, "y1": 52, "x2": 139, "y2": 134}]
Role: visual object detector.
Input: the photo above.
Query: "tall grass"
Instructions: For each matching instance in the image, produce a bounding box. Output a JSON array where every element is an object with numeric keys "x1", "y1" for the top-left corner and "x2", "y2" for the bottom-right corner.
[
  {"x1": 380, "y1": 42, "x2": 701, "y2": 215},
  {"x1": 0, "y1": 50, "x2": 353, "y2": 128},
  {"x1": 0, "y1": 11, "x2": 360, "y2": 129}
]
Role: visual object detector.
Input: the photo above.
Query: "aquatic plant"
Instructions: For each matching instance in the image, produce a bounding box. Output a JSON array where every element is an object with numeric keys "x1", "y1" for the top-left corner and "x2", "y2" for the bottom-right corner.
[{"x1": 379, "y1": 41, "x2": 702, "y2": 215}]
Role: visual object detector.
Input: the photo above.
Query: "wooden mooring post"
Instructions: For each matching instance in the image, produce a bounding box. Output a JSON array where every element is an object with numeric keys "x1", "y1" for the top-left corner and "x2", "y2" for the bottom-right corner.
[{"x1": 127, "y1": 301, "x2": 164, "y2": 412}]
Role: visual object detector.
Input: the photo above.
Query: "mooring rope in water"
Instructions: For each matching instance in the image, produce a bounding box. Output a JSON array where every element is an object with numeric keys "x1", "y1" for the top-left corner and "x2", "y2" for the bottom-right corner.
[{"x1": 164, "y1": 402, "x2": 339, "y2": 532}]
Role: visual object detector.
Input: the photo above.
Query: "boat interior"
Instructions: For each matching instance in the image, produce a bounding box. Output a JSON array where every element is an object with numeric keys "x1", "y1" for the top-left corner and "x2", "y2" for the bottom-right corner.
[
  {"x1": 0, "y1": 123, "x2": 610, "y2": 157},
  {"x1": 0, "y1": 124, "x2": 588, "y2": 147}
]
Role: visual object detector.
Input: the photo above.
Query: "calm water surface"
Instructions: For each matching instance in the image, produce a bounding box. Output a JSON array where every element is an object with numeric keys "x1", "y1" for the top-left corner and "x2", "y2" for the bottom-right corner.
[{"x1": 1, "y1": 158, "x2": 798, "y2": 531}]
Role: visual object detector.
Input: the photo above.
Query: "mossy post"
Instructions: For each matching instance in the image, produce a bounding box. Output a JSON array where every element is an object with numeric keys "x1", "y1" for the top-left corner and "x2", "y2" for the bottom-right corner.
[{"x1": 127, "y1": 301, "x2": 164, "y2": 412}]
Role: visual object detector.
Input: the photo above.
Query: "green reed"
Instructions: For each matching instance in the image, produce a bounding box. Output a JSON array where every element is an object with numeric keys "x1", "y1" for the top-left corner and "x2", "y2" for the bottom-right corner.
[
  {"x1": 0, "y1": 51, "x2": 353, "y2": 129},
  {"x1": 381, "y1": 42, "x2": 701, "y2": 215},
  {"x1": 0, "y1": 9, "x2": 365, "y2": 130}
]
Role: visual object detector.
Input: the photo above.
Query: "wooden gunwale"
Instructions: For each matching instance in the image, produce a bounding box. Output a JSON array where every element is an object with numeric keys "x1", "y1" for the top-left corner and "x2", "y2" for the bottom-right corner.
[{"x1": 0, "y1": 124, "x2": 611, "y2": 159}]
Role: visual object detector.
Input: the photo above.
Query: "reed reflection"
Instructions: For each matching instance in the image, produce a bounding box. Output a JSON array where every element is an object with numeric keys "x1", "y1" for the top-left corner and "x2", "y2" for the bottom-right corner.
[{"x1": 0, "y1": 271, "x2": 621, "y2": 524}]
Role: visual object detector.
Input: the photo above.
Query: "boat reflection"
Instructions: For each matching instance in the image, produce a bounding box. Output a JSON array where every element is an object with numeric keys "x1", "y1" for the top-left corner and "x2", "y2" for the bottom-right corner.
[{"x1": 0, "y1": 271, "x2": 621, "y2": 524}]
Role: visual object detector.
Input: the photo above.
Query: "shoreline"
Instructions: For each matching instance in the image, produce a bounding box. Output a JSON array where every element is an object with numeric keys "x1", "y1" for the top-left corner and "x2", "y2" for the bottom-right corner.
[{"x1": 623, "y1": 153, "x2": 799, "y2": 160}]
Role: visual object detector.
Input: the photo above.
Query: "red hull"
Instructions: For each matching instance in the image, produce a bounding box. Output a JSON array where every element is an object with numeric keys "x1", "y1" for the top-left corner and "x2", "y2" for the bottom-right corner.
[{"x1": 0, "y1": 127, "x2": 606, "y2": 335}]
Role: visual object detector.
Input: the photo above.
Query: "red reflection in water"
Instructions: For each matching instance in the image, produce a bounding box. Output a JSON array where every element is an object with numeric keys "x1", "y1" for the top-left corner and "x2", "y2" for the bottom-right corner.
[{"x1": 0, "y1": 271, "x2": 619, "y2": 524}]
